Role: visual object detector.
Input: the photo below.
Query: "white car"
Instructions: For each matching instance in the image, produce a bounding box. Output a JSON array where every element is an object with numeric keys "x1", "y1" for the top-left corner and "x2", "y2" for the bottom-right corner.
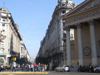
[
  {"x1": 94, "y1": 67, "x2": 100, "y2": 73},
  {"x1": 55, "y1": 66, "x2": 70, "y2": 72}
]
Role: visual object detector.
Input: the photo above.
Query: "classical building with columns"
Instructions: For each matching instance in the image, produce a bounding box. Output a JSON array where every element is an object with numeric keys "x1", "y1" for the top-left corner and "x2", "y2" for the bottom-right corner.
[{"x1": 63, "y1": 0, "x2": 100, "y2": 67}]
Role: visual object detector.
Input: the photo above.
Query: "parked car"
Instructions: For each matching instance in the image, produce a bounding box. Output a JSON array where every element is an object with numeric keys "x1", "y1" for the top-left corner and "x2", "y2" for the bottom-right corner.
[
  {"x1": 55, "y1": 65, "x2": 70, "y2": 72},
  {"x1": 94, "y1": 67, "x2": 100, "y2": 73}
]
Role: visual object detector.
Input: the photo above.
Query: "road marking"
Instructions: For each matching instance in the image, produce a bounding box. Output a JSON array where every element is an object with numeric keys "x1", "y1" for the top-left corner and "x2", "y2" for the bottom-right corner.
[{"x1": 0, "y1": 72, "x2": 48, "y2": 75}]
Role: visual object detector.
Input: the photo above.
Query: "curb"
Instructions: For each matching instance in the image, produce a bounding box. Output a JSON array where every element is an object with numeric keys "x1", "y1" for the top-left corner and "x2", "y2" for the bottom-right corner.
[{"x1": 0, "y1": 72, "x2": 48, "y2": 74}]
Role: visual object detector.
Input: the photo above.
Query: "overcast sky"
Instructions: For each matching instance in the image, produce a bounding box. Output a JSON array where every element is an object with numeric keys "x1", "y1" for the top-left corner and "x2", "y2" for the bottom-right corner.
[{"x1": 0, "y1": 0, "x2": 85, "y2": 61}]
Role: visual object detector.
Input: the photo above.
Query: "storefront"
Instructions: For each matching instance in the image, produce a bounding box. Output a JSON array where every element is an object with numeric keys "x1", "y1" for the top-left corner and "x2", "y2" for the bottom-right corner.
[{"x1": 0, "y1": 54, "x2": 11, "y2": 65}]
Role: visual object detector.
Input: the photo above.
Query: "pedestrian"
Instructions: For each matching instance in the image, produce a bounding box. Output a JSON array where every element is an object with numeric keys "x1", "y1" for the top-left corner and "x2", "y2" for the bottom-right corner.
[
  {"x1": 38, "y1": 63, "x2": 41, "y2": 72},
  {"x1": 42, "y1": 64, "x2": 45, "y2": 72},
  {"x1": 30, "y1": 64, "x2": 33, "y2": 72},
  {"x1": 12, "y1": 61, "x2": 16, "y2": 72},
  {"x1": 47, "y1": 65, "x2": 49, "y2": 71},
  {"x1": 18, "y1": 64, "x2": 20, "y2": 68},
  {"x1": 1, "y1": 64, "x2": 4, "y2": 71},
  {"x1": 34, "y1": 62, "x2": 37, "y2": 72},
  {"x1": 28, "y1": 64, "x2": 31, "y2": 71},
  {"x1": 44, "y1": 64, "x2": 47, "y2": 71},
  {"x1": 22, "y1": 64, "x2": 24, "y2": 71}
]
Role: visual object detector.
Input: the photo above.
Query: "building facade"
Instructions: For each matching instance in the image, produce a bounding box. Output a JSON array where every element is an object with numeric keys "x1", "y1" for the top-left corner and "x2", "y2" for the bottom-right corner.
[
  {"x1": 0, "y1": 8, "x2": 31, "y2": 65},
  {"x1": 63, "y1": 0, "x2": 100, "y2": 67},
  {"x1": 37, "y1": 0, "x2": 77, "y2": 67},
  {"x1": 0, "y1": 8, "x2": 22, "y2": 65}
]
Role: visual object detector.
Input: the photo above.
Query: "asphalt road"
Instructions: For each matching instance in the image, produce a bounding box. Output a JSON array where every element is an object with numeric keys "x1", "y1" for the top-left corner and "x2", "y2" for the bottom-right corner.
[{"x1": 0, "y1": 71, "x2": 100, "y2": 75}]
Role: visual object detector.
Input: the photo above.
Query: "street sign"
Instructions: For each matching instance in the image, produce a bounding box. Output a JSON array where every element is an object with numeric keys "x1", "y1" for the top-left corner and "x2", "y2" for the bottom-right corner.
[{"x1": 12, "y1": 57, "x2": 16, "y2": 61}]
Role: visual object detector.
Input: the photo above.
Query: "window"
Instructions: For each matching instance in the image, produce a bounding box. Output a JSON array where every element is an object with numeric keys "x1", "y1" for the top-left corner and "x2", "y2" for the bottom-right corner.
[
  {"x1": 2, "y1": 24, "x2": 5, "y2": 27},
  {"x1": 70, "y1": 33, "x2": 73, "y2": 38},
  {"x1": 3, "y1": 10, "x2": 6, "y2": 12},
  {"x1": 21, "y1": 47, "x2": 23, "y2": 53},
  {"x1": 3, "y1": 19, "x2": 6, "y2": 22},
  {"x1": 0, "y1": 49, "x2": 4, "y2": 54},
  {"x1": 63, "y1": 22, "x2": 65, "y2": 27},
  {"x1": 63, "y1": 33, "x2": 66, "y2": 38},
  {"x1": 1, "y1": 40, "x2": 4, "y2": 43},
  {"x1": 62, "y1": 11, "x2": 66, "y2": 14},
  {"x1": 1, "y1": 44, "x2": 4, "y2": 48},
  {"x1": 62, "y1": 4, "x2": 65, "y2": 6},
  {"x1": 63, "y1": 39, "x2": 66, "y2": 43}
]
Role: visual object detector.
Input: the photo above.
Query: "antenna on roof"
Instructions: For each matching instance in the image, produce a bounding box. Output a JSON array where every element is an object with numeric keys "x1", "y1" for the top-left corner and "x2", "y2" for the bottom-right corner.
[{"x1": 3, "y1": 1, "x2": 6, "y2": 8}]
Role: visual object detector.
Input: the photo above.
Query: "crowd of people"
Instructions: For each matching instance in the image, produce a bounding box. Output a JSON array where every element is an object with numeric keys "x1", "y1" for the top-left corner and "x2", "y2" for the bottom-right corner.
[
  {"x1": 0, "y1": 62, "x2": 49, "y2": 72},
  {"x1": 21, "y1": 62, "x2": 48, "y2": 72}
]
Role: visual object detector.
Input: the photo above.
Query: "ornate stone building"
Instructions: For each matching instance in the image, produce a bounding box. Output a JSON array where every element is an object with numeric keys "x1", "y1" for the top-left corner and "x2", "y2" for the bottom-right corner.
[
  {"x1": 63, "y1": 0, "x2": 100, "y2": 67},
  {"x1": 0, "y1": 8, "x2": 31, "y2": 65},
  {"x1": 38, "y1": 0, "x2": 77, "y2": 66},
  {"x1": 0, "y1": 8, "x2": 22, "y2": 65}
]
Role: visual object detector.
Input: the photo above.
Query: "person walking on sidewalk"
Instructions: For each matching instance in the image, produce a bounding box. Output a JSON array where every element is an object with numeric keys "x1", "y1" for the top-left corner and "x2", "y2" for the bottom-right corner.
[
  {"x1": 34, "y1": 62, "x2": 37, "y2": 72},
  {"x1": 1, "y1": 64, "x2": 4, "y2": 71},
  {"x1": 12, "y1": 61, "x2": 16, "y2": 72},
  {"x1": 27, "y1": 64, "x2": 30, "y2": 71},
  {"x1": 38, "y1": 63, "x2": 41, "y2": 72},
  {"x1": 22, "y1": 64, "x2": 24, "y2": 71},
  {"x1": 30, "y1": 64, "x2": 33, "y2": 72}
]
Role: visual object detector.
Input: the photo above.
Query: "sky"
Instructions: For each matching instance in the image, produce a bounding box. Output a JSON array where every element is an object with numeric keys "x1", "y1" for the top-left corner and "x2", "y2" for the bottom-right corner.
[{"x1": 0, "y1": 0, "x2": 85, "y2": 61}]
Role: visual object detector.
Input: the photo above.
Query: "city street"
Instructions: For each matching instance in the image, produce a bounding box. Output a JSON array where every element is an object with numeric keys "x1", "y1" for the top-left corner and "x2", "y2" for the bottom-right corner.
[
  {"x1": 0, "y1": 1, "x2": 100, "y2": 75},
  {"x1": 0, "y1": 71, "x2": 100, "y2": 75}
]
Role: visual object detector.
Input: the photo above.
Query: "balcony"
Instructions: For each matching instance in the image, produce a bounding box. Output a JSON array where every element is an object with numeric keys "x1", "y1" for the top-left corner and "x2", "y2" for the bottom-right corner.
[
  {"x1": 1, "y1": 13, "x2": 11, "y2": 18},
  {"x1": 1, "y1": 13, "x2": 7, "y2": 17}
]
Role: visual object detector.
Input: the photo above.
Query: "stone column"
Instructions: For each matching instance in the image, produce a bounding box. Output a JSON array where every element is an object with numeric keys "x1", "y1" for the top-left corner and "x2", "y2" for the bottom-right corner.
[
  {"x1": 66, "y1": 26, "x2": 72, "y2": 66},
  {"x1": 63, "y1": 50, "x2": 66, "y2": 65},
  {"x1": 89, "y1": 20, "x2": 98, "y2": 66},
  {"x1": 60, "y1": 19, "x2": 63, "y2": 51},
  {"x1": 77, "y1": 24, "x2": 83, "y2": 66}
]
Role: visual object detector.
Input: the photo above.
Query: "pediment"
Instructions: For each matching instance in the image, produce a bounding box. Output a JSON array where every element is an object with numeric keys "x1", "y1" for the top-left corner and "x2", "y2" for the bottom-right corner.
[{"x1": 66, "y1": 0, "x2": 100, "y2": 16}]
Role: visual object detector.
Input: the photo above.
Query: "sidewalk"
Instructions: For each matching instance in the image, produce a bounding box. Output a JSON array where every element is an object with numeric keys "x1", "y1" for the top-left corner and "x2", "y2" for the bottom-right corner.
[
  {"x1": 0, "y1": 71, "x2": 48, "y2": 74},
  {"x1": 0, "y1": 69, "x2": 48, "y2": 74}
]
